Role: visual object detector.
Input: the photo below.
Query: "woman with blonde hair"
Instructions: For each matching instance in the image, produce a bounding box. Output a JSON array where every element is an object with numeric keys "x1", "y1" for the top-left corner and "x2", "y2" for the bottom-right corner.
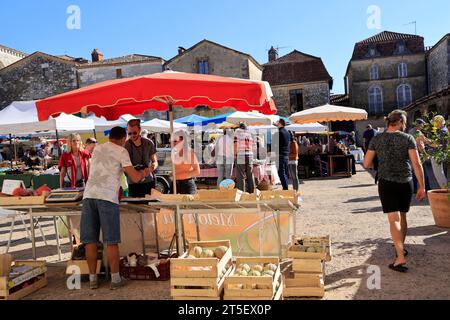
[
  {"x1": 364, "y1": 110, "x2": 425, "y2": 273},
  {"x1": 171, "y1": 130, "x2": 200, "y2": 194},
  {"x1": 58, "y1": 133, "x2": 91, "y2": 188}
]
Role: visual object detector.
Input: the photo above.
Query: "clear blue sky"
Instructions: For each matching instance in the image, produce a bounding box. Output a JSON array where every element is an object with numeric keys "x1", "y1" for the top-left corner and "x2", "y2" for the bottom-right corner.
[{"x1": 1, "y1": 0, "x2": 449, "y2": 93}]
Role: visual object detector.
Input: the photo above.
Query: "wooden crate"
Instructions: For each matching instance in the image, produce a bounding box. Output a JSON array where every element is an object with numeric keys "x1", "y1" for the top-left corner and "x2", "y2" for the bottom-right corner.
[
  {"x1": 259, "y1": 190, "x2": 301, "y2": 206},
  {"x1": 66, "y1": 260, "x2": 102, "y2": 275},
  {"x1": 0, "y1": 260, "x2": 47, "y2": 300},
  {"x1": 290, "y1": 236, "x2": 331, "y2": 262},
  {"x1": 224, "y1": 257, "x2": 282, "y2": 300},
  {"x1": 197, "y1": 189, "x2": 243, "y2": 202},
  {"x1": 170, "y1": 240, "x2": 233, "y2": 299},
  {"x1": 0, "y1": 195, "x2": 45, "y2": 206},
  {"x1": 284, "y1": 275, "x2": 325, "y2": 298},
  {"x1": 292, "y1": 258, "x2": 323, "y2": 274},
  {"x1": 240, "y1": 190, "x2": 261, "y2": 202}
]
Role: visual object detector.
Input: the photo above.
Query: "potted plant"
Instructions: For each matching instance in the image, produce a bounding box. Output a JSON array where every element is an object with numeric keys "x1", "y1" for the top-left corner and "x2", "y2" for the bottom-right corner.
[{"x1": 420, "y1": 113, "x2": 450, "y2": 228}]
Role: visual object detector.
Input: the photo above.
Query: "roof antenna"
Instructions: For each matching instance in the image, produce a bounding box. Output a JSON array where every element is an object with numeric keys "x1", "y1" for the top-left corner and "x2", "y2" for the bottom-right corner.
[{"x1": 405, "y1": 21, "x2": 417, "y2": 35}]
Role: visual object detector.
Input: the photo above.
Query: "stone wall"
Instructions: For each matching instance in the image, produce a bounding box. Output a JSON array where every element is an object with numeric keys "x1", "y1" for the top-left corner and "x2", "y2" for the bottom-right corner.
[
  {"x1": 427, "y1": 37, "x2": 450, "y2": 93},
  {"x1": 78, "y1": 62, "x2": 163, "y2": 87},
  {"x1": 0, "y1": 55, "x2": 78, "y2": 109},
  {"x1": 0, "y1": 47, "x2": 26, "y2": 69},
  {"x1": 165, "y1": 42, "x2": 260, "y2": 79},
  {"x1": 349, "y1": 54, "x2": 427, "y2": 114},
  {"x1": 270, "y1": 81, "x2": 330, "y2": 117}
]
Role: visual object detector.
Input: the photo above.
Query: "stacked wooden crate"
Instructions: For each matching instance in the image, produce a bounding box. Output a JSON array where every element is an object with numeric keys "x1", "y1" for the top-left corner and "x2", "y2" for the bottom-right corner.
[
  {"x1": 284, "y1": 236, "x2": 331, "y2": 298},
  {"x1": 224, "y1": 257, "x2": 283, "y2": 300},
  {"x1": 0, "y1": 260, "x2": 47, "y2": 300},
  {"x1": 170, "y1": 240, "x2": 233, "y2": 300}
]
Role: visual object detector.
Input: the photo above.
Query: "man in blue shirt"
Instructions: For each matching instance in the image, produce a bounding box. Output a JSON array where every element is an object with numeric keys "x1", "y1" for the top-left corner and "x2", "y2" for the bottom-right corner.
[{"x1": 363, "y1": 124, "x2": 377, "y2": 154}]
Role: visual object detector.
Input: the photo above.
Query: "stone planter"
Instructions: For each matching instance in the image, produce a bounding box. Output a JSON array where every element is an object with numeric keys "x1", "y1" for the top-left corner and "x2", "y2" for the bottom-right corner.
[{"x1": 428, "y1": 189, "x2": 450, "y2": 228}]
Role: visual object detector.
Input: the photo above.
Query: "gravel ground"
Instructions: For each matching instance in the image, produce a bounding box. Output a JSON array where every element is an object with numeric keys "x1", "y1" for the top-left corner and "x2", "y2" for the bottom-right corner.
[{"x1": 1, "y1": 164, "x2": 449, "y2": 300}]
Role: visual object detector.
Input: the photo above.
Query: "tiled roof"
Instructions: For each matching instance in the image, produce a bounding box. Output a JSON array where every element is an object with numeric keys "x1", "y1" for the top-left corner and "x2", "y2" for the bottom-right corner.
[
  {"x1": 351, "y1": 31, "x2": 425, "y2": 60},
  {"x1": 262, "y1": 50, "x2": 332, "y2": 86},
  {"x1": 78, "y1": 54, "x2": 164, "y2": 68},
  {"x1": 358, "y1": 31, "x2": 422, "y2": 44}
]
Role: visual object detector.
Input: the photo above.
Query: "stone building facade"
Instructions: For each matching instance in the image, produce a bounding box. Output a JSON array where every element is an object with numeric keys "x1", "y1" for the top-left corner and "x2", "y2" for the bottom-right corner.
[
  {"x1": 262, "y1": 49, "x2": 332, "y2": 117},
  {"x1": 345, "y1": 31, "x2": 427, "y2": 118},
  {"x1": 404, "y1": 34, "x2": 450, "y2": 123},
  {"x1": 0, "y1": 44, "x2": 27, "y2": 69},
  {"x1": 77, "y1": 50, "x2": 164, "y2": 87},
  {"x1": 164, "y1": 39, "x2": 263, "y2": 119},
  {"x1": 0, "y1": 52, "x2": 79, "y2": 109}
]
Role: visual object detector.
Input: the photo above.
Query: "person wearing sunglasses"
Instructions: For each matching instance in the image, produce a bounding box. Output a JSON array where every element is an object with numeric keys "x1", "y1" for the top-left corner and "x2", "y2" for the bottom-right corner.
[{"x1": 124, "y1": 119, "x2": 158, "y2": 197}]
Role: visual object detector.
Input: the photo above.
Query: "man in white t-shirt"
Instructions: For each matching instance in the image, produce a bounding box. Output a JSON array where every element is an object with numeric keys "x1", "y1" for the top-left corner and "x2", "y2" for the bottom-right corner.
[{"x1": 81, "y1": 127, "x2": 151, "y2": 290}]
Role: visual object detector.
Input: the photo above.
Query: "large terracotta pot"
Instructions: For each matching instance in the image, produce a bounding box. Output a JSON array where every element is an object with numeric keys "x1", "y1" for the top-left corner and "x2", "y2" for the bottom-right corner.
[{"x1": 428, "y1": 189, "x2": 450, "y2": 228}]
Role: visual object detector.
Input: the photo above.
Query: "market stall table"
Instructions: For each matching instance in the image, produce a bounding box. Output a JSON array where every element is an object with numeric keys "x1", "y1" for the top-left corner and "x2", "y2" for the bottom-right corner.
[
  {"x1": 145, "y1": 199, "x2": 299, "y2": 258},
  {"x1": 0, "y1": 201, "x2": 153, "y2": 261}
]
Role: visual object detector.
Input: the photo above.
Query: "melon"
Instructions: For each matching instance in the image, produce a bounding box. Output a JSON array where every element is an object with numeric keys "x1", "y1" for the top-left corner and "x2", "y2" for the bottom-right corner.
[
  {"x1": 262, "y1": 270, "x2": 275, "y2": 277},
  {"x1": 192, "y1": 246, "x2": 203, "y2": 258},
  {"x1": 239, "y1": 264, "x2": 251, "y2": 272},
  {"x1": 248, "y1": 270, "x2": 261, "y2": 277},
  {"x1": 214, "y1": 246, "x2": 228, "y2": 259},
  {"x1": 251, "y1": 264, "x2": 263, "y2": 273},
  {"x1": 201, "y1": 249, "x2": 214, "y2": 258}
]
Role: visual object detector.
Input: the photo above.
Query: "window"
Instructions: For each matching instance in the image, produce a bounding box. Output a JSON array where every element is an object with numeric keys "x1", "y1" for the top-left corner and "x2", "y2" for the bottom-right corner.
[
  {"x1": 368, "y1": 86, "x2": 383, "y2": 115},
  {"x1": 398, "y1": 63, "x2": 408, "y2": 78},
  {"x1": 396, "y1": 41, "x2": 407, "y2": 55},
  {"x1": 369, "y1": 47, "x2": 377, "y2": 57},
  {"x1": 197, "y1": 60, "x2": 209, "y2": 74},
  {"x1": 116, "y1": 69, "x2": 123, "y2": 79},
  {"x1": 42, "y1": 67, "x2": 49, "y2": 78},
  {"x1": 370, "y1": 65, "x2": 379, "y2": 80},
  {"x1": 289, "y1": 89, "x2": 304, "y2": 112},
  {"x1": 397, "y1": 84, "x2": 412, "y2": 108}
]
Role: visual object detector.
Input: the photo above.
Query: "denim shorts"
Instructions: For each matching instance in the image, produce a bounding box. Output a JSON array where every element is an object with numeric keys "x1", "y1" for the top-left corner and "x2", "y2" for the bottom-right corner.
[{"x1": 80, "y1": 198, "x2": 121, "y2": 245}]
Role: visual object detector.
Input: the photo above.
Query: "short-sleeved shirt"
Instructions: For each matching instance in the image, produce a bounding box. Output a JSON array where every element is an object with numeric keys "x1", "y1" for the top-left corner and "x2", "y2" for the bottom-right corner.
[
  {"x1": 124, "y1": 138, "x2": 156, "y2": 184},
  {"x1": 368, "y1": 131, "x2": 417, "y2": 183},
  {"x1": 363, "y1": 129, "x2": 376, "y2": 145},
  {"x1": 83, "y1": 142, "x2": 132, "y2": 204}
]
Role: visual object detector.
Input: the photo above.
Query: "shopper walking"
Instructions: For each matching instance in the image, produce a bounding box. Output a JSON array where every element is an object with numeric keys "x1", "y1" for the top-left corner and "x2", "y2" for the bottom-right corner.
[
  {"x1": 234, "y1": 122, "x2": 256, "y2": 193},
  {"x1": 215, "y1": 129, "x2": 235, "y2": 186},
  {"x1": 274, "y1": 119, "x2": 291, "y2": 190},
  {"x1": 288, "y1": 132, "x2": 299, "y2": 191},
  {"x1": 364, "y1": 110, "x2": 425, "y2": 273}
]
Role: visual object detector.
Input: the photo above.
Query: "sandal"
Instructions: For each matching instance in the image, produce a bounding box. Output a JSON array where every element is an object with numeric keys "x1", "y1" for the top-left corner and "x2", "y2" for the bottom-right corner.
[
  {"x1": 389, "y1": 263, "x2": 408, "y2": 273},
  {"x1": 395, "y1": 249, "x2": 409, "y2": 257}
]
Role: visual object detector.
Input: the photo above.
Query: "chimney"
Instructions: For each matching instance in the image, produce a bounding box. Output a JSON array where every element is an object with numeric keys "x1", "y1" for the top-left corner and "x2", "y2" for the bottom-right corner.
[
  {"x1": 178, "y1": 47, "x2": 186, "y2": 55},
  {"x1": 268, "y1": 46, "x2": 278, "y2": 62},
  {"x1": 91, "y1": 49, "x2": 103, "y2": 62}
]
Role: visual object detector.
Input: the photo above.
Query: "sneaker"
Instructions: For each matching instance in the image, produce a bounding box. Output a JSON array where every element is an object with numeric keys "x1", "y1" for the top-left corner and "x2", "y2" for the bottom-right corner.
[
  {"x1": 110, "y1": 278, "x2": 128, "y2": 290},
  {"x1": 90, "y1": 279, "x2": 99, "y2": 290}
]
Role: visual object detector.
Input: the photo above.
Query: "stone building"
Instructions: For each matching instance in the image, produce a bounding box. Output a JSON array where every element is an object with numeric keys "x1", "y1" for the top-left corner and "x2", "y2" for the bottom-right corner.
[
  {"x1": 262, "y1": 48, "x2": 333, "y2": 117},
  {"x1": 77, "y1": 49, "x2": 164, "y2": 87},
  {"x1": 345, "y1": 31, "x2": 428, "y2": 137},
  {"x1": 0, "y1": 52, "x2": 79, "y2": 109},
  {"x1": 0, "y1": 44, "x2": 27, "y2": 69},
  {"x1": 404, "y1": 34, "x2": 450, "y2": 123},
  {"x1": 164, "y1": 39, "x2": 263, "y2": 118}
]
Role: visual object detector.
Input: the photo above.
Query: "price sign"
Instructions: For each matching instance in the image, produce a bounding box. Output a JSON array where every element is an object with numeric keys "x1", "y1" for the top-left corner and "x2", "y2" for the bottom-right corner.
[{"x1": 1, "y1": 180, "x2": 25, "y2": 196}]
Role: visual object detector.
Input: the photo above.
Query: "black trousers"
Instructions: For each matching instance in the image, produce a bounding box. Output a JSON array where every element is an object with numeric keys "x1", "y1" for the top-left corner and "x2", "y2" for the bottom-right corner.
[
  {"x1": 176, "y1": 178, "x2": 197, "y2": 195},
  {"x1": 129, "y1": 183, "x2": 153, "y2": 198}
]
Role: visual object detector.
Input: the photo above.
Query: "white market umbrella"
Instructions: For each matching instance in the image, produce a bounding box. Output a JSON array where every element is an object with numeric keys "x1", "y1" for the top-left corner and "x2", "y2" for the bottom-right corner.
[
  {"x1": 289, "y1": 104, "x2": 368, "y2": 124},
  {"x1": 286, "y1": 122, "x2": 328, "y2": 133},
  {"x1": 141, "y1": 118, "x2": 187, "y2": 133},
  {"x1": 87, "y1": 114, "x2": 128, "y2": 131},
  {"x1": 226, "y1": 111, "x2": 278, "y2": 126}
]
